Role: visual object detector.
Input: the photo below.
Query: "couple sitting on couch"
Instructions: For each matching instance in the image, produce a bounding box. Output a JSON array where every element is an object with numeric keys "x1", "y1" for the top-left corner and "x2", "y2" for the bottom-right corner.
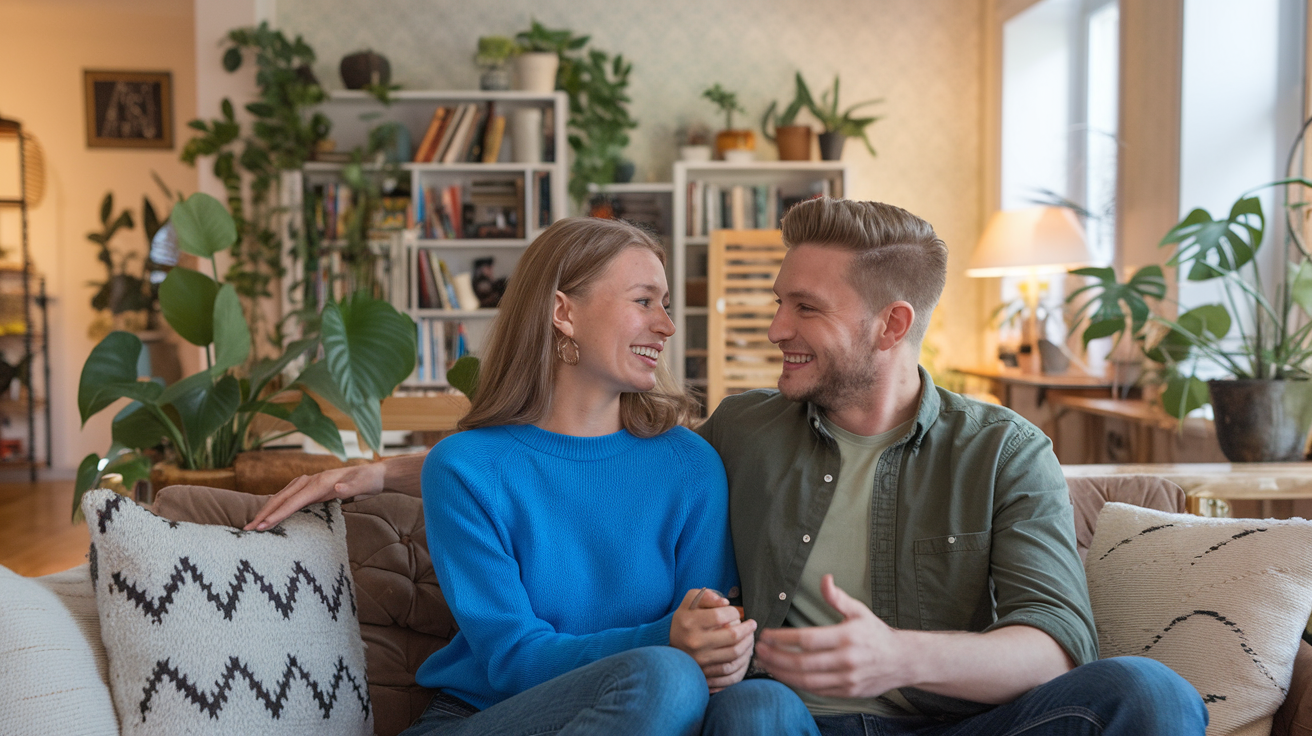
[{"x1": 247, "y1": 198, "x2": 1207, "y2": 736}]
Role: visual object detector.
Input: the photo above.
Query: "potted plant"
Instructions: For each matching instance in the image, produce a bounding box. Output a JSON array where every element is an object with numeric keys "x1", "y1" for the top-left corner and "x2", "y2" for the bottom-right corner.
[
  {"x1": 514, "y1": 20, "x2": 587, "y2": 93},
  {"x1": 1065, "y1": 176, "x2": 1312, "y2": 461},
  {"x1": 678, "y1": 123, "x2": 713, "y2": 162},
  {"x1": 72, "y1": 192, "x2": 417, "y2": 517},
  {"x1": 339, "y1": 49, "x2": 391, "y2": 90},
  {"x1": 475, "y1": 35, "x2": 517, "y2": 91},
  {"x1": 762, "y1": 73, "x2": 816, "y2": 161},
  {"x1": 703, "y1": 83, "x2": 754, "y2": 161},
  {"x1": 560, "y1": 47, "x2": 638, "y2": 204},
  {"x1": 805, "y1": 75, "x2": 882, "y2": 161}
]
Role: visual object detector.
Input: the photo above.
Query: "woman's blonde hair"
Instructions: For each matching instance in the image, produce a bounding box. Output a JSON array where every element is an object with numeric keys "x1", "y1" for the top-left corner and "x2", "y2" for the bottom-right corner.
[{"x1": 458, "y1": 217, "x2": 698, "y2": 438}]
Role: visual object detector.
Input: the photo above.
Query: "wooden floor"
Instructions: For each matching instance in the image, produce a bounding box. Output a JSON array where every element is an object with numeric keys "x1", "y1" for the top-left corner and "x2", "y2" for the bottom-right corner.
[{"x1": 0, "y1": 480, "x2": 90, "y2": 577}]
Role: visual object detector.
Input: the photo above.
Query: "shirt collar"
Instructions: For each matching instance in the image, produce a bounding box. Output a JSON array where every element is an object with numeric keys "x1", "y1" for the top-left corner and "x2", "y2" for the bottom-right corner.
[{"x1": 804, "y1": 365, "x2": 940, "y2": 453}]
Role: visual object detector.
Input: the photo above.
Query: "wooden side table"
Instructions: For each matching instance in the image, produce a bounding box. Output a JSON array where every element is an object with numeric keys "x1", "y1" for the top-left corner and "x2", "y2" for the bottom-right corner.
[{"x1": 1062, "y1": 462, "x2": 1312, "y2": 517}]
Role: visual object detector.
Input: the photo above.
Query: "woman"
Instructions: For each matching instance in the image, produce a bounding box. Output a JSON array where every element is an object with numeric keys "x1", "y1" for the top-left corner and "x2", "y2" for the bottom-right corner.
[{"x1": 247, "y1": 217, "x2": 817, "y2": 735}]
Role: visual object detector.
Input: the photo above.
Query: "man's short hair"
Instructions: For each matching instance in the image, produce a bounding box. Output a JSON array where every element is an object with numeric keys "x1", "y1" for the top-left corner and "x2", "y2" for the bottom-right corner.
[{"x1": 780, "y1": 197, "x2": 948, "y2": 345}]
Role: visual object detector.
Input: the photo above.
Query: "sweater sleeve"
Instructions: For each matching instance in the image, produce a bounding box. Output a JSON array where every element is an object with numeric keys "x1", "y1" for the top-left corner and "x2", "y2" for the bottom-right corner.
[
  {"x1": 667, "y1": 430, "x2": 739, "y2": 607},
  {"x1": 422, "y1": 441, "x2": 676, "y2": 695}
]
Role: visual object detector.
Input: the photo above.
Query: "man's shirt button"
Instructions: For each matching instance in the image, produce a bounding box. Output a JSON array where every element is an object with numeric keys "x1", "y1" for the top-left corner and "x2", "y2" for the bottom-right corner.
[
  {"x1": 823, "y1": 474, "x2": 833, "y2": 483},
  {"x1": 948, "y1": 536, "x2": 956, "y2": 544},
  {"x1": 779, "y1": 592, "x2": 787, "y2": 600},
  {"x1": 802, "y1": 534, "x2": 811, "y2": 543}
]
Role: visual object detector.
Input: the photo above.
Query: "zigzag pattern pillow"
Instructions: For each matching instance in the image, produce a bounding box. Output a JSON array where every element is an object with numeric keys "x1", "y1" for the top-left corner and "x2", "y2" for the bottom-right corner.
[
  {"x1": 81, "y1": 489, "x2": 373, "y2": 736},
  {"x1": 1085, "y1": 502, "x2": 1312, "y2": 736}
]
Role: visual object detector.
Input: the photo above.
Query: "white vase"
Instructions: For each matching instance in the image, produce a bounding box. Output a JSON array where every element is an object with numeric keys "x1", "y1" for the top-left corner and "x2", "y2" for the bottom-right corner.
[
  {"x1": 679, "y1": 145, "x2": 713, "y2": 162},
  {"x1": 513, "y1": 52, "x2": 559, "y2": 93},
  {"x1": 511, "y1": 107, "x2": 543, "y2": 163}
]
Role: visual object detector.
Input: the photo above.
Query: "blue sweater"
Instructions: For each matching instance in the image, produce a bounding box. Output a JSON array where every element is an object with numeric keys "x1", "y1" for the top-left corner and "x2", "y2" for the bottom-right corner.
[{"x1": 414, "y1": 423, "x2": 737, "y2": 710}]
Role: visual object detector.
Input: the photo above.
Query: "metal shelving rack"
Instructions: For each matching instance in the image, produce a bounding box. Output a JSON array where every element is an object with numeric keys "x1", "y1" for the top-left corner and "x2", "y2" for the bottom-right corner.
[{"x1": 0, "y1": 116, "x2": 51, "y2": 480}]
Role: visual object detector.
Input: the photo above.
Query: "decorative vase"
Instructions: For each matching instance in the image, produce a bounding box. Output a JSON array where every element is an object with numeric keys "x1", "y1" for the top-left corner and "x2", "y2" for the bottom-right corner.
[
  {"x1": 1207, "y1": 379, "x2": 1312, "y2": 462},
  {"x1": 511, "y1": 107, "x2": 543, "y2": 163},
  {"x1": 774, "y1": 125, "x2": 813, "y2": 161},
  {"x1": 377, "y1": 121, "x2": 412, "y2": 163},
  {"x1": 614, "y1": 160, "x2": 636, "y2": 183},
  {"x1": 513, "y1": 52, "x2": 559, "y2": 93},
  {"x1": 149, "y1": 462, "x2": 238, "y2": 494},
  {"x1": 818, "y1": 132, "x2": 847, "y2": 161},
  {"x1": 480, "y1": 67, "x2": 511, "y2": 91},
  {"x1": 339, "y1": 50, "x2": 391, "y2": 90},
  {"x1": 715, "y1": 129, "x2": 756, "y2": 160}
]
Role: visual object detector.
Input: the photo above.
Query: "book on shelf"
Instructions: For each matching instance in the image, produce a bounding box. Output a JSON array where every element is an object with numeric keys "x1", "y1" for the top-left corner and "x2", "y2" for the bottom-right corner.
[
  {"x1": 685, "y1": 181, "x2": 833, "y2": 235},
  {"x1": 413, "y1": 107, "x2": 448, "y2": 163},
  {"x1": 481, "y1": 115, "x2": 506, "y2": 163},
  {"x1": 414, "y1": 318, "x2": 472, "y2": 384},
  {"x1": 535, "y1": 171, "x2": 552, "y2": 229},
  {"x1": 466, "y1": 179, "x2": 523, "y2": 239}
]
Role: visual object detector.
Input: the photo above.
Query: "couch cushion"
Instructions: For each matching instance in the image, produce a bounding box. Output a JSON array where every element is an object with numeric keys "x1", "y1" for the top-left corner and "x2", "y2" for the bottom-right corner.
[
  {"x1": 83, "y1": 489, "x2": 372, "y2": 735},
  {"x1": 1066, "y1": 475, "x2": 1187, "y2": 561},
  {"x1": 0, "y1": 562, "x2": 119, "y2": 735},
  {"x1": 1086, "y1": 502, "x2": 1312, "y2": 736},
  {"x1": 153, "y1": 484, "x2": 454, "y2": 736}
]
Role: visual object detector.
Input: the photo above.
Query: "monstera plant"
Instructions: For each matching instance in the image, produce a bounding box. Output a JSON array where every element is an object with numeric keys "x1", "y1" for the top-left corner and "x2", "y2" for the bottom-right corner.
[{"x1": 74, "y1": 192, "x2": 416, "y2": 515}]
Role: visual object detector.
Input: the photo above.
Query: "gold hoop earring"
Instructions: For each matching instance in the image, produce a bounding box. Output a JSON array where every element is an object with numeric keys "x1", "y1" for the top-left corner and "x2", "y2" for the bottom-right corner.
[{"x1": 556, "y1": 335, "x2": 580, "y2": 366}]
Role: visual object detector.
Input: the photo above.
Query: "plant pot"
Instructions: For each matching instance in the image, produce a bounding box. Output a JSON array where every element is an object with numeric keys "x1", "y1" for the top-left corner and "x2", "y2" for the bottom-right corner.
[
  {"x1": 715, "y1": 129, "x2": 756, "y2": 159},
  {"x1": 150, "y1": 462, "x2": 238, "y2": 494},
  {"x1": 679, "y1": 144, "x2": 713, "y2": 162},
  {"x1": 480, "y1": 67, "x2": 511, "y2": 91},
  {"x1": 774, "y1": 125, "x2": 812, "y2": 161},
  {"x1": 339, "y1": 50, "x2": 390, "y2": 90},
  {"x1": 818, "y1": 132, "x2": 847, "y2": 161},
  {"x1": 614, "y1": 160, "x2": 635, "y2": 183},
  {"x1": 1207, "y1": 379, "x2": 1312, "y2": 462},
  {"x1": 513, "y1": 52, "x2": 559, "y2": 93}
]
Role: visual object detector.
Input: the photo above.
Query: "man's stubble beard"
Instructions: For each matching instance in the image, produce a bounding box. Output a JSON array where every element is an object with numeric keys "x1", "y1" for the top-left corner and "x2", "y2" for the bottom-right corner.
[{"x1": 778, "y1": 342, "x2": 881, "y2": 412}]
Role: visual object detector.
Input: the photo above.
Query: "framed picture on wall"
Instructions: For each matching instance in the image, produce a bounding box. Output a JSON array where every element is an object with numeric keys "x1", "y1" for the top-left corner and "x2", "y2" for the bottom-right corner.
[{"x1": 83, "y1": 70, "x2": 173, "y2": 149}]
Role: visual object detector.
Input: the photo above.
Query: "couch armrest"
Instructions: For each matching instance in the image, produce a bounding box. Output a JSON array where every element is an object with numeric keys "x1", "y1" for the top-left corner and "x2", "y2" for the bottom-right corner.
[{"x1": 1274, "y1": 640, "x2": 1312, "y2": 736}]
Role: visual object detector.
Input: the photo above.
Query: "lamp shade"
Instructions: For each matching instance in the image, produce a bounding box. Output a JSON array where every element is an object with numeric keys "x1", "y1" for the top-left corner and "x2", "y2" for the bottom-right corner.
[{"x1": 966, "y1": 207, "x2": 1091, "y2": 278}]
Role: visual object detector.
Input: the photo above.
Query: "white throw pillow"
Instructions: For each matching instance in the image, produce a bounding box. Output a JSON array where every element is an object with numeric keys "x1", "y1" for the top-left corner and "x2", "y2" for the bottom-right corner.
[
  {"x1": 81, "y1": 489, "x2": 373, "y2": 736},
  {"x1": 0, "y1": 563, "x2": 119, "y2": 736},
  {"x1": 1085, "y1": 502, "x2": 1312, "y2": 736}
]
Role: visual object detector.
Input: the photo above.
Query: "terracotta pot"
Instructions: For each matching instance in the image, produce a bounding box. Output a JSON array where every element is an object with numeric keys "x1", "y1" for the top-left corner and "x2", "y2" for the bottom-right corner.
[
  {"x1": 774, "y1": 125, "x2": 812, "y2": 161},
  {"x1": 715, "y1": 129, "x2": 756, "y2": 159},
  {"x1": 150, "y1": 462, "x2": 237, "y2": 493},
  {"x1": 513, "y1": 52, "x2": 559, "y2": 93},
  {"x1": 1207, "y1": 379, "x2": 1312, "y2": 462}
]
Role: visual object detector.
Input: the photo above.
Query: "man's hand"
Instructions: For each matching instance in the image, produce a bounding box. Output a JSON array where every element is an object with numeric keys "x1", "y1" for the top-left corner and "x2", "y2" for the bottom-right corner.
[
  {"x1": 669, "y1": 588, "x2": 757, "y2": 693},
  {"x1": 244, "y1": 463, "x2": 387, "y2": 531},
  {"x1": 755, "y1": 574, "x2": 910, "y2": 698}
]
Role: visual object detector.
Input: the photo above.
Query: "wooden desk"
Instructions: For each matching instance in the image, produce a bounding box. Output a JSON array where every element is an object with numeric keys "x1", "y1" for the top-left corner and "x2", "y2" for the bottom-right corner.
[
  {"x1": 1063, "y1": 462, "x2": 1312, "y2": 517},
  {"x1": 952, "y1": 365, "x2": 1114, "y2": 407}
]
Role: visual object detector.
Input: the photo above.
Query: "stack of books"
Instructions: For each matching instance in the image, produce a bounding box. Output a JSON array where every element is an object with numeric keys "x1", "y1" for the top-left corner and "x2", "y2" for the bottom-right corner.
[
  {"x1": 415, "y1": 251, "x2": 481, "y2": 311},
  {"x1": 412, "y1": 103, "x2": 507, "y2": 164},
  {"x1": 685, "y1": 181, "x2": 832, "y2": 236}
]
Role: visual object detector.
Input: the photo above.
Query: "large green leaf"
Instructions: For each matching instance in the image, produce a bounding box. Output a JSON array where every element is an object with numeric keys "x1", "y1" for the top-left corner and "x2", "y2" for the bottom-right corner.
[
  {"x1": 1161, "y1": 374, "x2": 1211, "y2": 421},
  {"x1": 248, "y1": 336, "x2": 319, "y2": 399},
  {"x1": 258, "y1": 395, "x2": 347, "y2": 459},
  {"x1": 1161, "y1": 197, "x2": 1264, "y2": 281},
  {"x1": 1290, "y1": 261, "x2": 1312, "y2": 316},
  {"x1": 170, "y1": 192, "x2": 237, "y2": 258},
  {"x1": 78, "y1": 332, "x2": 162, "y2": 423},
  {"x1": 111, "y1": 401, "x2": 173, "y2": 450},
  {"x1": 446, "y1": 355, "x2": 480, "y2": 400},
  {"x1": 1066, "y1": 265, "x2": 1166, "y2": 347},
  {"x1": 166, "y1": 373, "x2": 241, "y2": 451},
  {"x1": 211, "y1": 284, "x2": 251, "y2": 375},
  {"x1": 72, "y1": 453, "x2": 102, "y2": 522},
  {"x1": 294, "y1": 360, "x2": 383, "y2": 455},
  {"x1": 159, "y1": 268, "x2": 221, "y2": 346},
  {"x1": 320, "y1": 296, "x2": 417, "y2": 402},
  {"x1": 1145, "y1": 304, "x2": 1232, "y2": 364}
]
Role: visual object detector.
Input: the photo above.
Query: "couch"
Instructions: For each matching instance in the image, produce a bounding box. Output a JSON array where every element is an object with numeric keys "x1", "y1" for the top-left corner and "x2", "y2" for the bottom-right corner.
[{"x1": 11, "y1": 474, "x2": 1312, "y2": 736}]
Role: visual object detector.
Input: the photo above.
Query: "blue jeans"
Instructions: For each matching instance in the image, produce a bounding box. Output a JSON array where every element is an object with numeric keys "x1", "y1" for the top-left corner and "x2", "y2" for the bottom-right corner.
[
  {"x1": 399, "y1": 646, "x2": 818, "y2": 736},
  {"x1": 812, "y1": 657, "x2": 1207, "y2": 736}
]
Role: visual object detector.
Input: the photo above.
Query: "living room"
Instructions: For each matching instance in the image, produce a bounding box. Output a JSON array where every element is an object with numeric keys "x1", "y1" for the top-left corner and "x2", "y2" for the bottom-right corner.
[{"x1": 4, "y1": 0, "x2": 1312, "y2": 734}]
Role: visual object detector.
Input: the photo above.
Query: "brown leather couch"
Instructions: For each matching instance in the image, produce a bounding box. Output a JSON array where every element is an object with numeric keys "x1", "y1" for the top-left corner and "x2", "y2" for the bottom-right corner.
[{"x1": 151, "y1": 475, "x2": 1312, "y2": 736}]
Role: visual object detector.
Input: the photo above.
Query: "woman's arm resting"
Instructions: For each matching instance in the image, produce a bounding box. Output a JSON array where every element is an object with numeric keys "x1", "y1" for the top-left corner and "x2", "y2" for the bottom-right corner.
[{"x1": 245, "y1": 453, "x2": 425, "y2": 530}]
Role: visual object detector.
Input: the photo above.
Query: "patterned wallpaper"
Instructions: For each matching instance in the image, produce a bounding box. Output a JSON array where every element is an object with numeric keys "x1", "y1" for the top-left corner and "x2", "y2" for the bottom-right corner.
[{"x1": 275, "y1": 0, "x2": 987, "y2": 363}]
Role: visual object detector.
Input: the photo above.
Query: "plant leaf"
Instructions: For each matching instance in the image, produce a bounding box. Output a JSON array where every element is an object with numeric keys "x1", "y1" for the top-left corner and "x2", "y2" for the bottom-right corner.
[
  {"x1": 72, "y1": 453, "x2": 102, "y2": 522},
  {"x1": 320, "y1": 296, "x2": 417, "y2": 403},
  {"x1": 222, "y1": 46, "x2": 243, "y2": 72},
  {"x1": 294, "y1": 360, "x2": 384, "y2": 455},
  {"x1": 248, "y1": 336, "x2": 319, "y2": 400},
  {"x1": 111, "y1": 401, "x2": 172, "y2": 450},
  {"x1": 78, "y1": 332, "x2": 161, "y2": 423},
  {"x1": 171, "y1": 192, "x2": 237, "y2": 258},
  {"x1": 210, "y1": 284, "x2": 251, "y2": 376},
  {"x1": 165, "y1": 373, "x2": 240, "y2": 451},
  {"x1": 446, "y1": 355, "x2": 479, "y2": 400},
  {"x1": 1160, "y1": 374, "x2": 1210, "y2": 421},
  {"x1": 283, "y1": 395, "x2": 347, "y2": 459},
  {"x1": 159, "y1": 268, "x2": 220, "y2": 346},
  {"x1": 1290, "y1": 261, "x2": 1312, "y2": 315}
]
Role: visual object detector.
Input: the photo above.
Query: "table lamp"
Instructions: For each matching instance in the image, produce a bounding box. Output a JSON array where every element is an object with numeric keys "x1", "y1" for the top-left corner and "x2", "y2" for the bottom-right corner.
[{"x1": 967, "y1": 207, "x2": 1091, "y2": 373}]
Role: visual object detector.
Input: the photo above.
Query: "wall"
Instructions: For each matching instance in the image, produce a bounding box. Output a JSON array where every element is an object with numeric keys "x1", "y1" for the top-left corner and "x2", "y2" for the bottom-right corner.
[
  {"x1": 274, "y1": 0, "x2": 989, "y2": 373},
  {"x1": 0, "y1": 0, "x2": 197, "y2": 474}
]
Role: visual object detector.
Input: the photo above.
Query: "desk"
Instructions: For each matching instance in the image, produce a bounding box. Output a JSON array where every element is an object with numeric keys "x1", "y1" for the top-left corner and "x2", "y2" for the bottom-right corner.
[
  {"x1": 952, "y1": 365, "x2": 1114, "y2": 407},
  {"x1": 1063, "y1": 462, "x2": 1312, "y2": 517}
]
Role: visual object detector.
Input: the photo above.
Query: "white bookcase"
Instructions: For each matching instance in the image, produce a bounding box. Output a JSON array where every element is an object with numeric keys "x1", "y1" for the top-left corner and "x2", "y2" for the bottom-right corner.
[
  {"x1": 671, "y1": 161, "x2": 849, "y2": 394},
  {"x1": 282, "y1": 90, "x2": 569, "y2": 389}
]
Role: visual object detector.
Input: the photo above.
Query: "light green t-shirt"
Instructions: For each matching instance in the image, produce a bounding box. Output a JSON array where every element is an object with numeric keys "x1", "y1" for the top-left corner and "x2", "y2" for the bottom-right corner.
[{"x1": 784, "y1": 415, "x2": 916, "y2": 718}]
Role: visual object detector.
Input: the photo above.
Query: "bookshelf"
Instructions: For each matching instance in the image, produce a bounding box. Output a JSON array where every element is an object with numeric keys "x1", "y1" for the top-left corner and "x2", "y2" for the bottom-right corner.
[
  {"x1": 283, "y1": 90, "x2": 569, "y2": 389},
  {"x1": 671, "y1": 162, "x2": 848, "y2": 400}
]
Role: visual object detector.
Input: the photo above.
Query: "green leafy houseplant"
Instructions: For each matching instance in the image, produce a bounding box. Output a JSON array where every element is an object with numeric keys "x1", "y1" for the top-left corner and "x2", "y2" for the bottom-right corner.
[
  {"x1": 1066, "y1": 178, "x2": 1312, "y2": 419},
  {"x1": 515, "y1": 19, "x2": 590, "y2": 58},
  {"x1": 475, "y1": 36, "x2": 518, "y2": 68},
  {"x1": 703, "y1": 83, "x2": 746, "y2": 131},
  {"x1": 73, "y1": 193, "x2": 416, "y2": 516},
  {"x1": 806, "y1": 75, "x2": 883, "y2": 156},
  {"x1": 761, "y1": 73, "x2": 815, "y2": 140},
  {"x1": 182, "y1": 21, "x2": 330, "y2": 348},
  {"x1": 85, "y1": 193, "x2": 148, "y2": 317}
]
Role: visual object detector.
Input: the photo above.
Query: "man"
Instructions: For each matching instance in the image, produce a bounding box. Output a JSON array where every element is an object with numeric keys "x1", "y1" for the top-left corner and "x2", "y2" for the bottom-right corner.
[{"x1": 693, "y1": 197, "x2": 1204, "y2": 734}]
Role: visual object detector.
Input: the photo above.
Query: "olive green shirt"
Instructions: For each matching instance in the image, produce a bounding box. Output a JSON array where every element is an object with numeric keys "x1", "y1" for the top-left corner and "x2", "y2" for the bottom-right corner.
[{"x1": 695, "y1": 368, "x2": 1098, "y2": 718}]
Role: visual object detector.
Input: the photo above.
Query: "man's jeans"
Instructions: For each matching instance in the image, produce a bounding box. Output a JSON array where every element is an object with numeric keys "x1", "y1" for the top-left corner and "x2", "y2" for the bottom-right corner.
[
  {"x1": 813, "y1": 657, "x2": 1207, "y2": 736},
  {"x1": 398, "y1": 646, "x2": 818, "y2": 736}
]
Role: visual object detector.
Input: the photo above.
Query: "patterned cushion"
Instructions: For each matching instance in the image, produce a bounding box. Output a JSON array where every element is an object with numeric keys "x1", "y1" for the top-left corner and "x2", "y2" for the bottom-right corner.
[
  {"x1": 0, "y1": 563, "x2": 119, "y2": 735},
  {"x1": 80, "y1": 489, "x2": 373, "y2": 735},
  {"x1": 1086, "y1": 502, "x2": 1312, "y2": 736}
]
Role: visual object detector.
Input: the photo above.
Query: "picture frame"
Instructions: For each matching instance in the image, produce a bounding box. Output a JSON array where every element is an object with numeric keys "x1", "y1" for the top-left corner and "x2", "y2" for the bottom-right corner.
[{"x1": 83, "y1": 70, "x2": 173, "y2": 149}]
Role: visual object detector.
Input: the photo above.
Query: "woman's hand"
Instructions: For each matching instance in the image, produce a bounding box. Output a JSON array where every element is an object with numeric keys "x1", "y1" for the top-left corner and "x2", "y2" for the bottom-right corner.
[
  {"x1": 670, "y1": 588, "x2": 757, "y2": 692},
  {"x1": 243, "y1": 462, "x2": 387, "y2": 531}
]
